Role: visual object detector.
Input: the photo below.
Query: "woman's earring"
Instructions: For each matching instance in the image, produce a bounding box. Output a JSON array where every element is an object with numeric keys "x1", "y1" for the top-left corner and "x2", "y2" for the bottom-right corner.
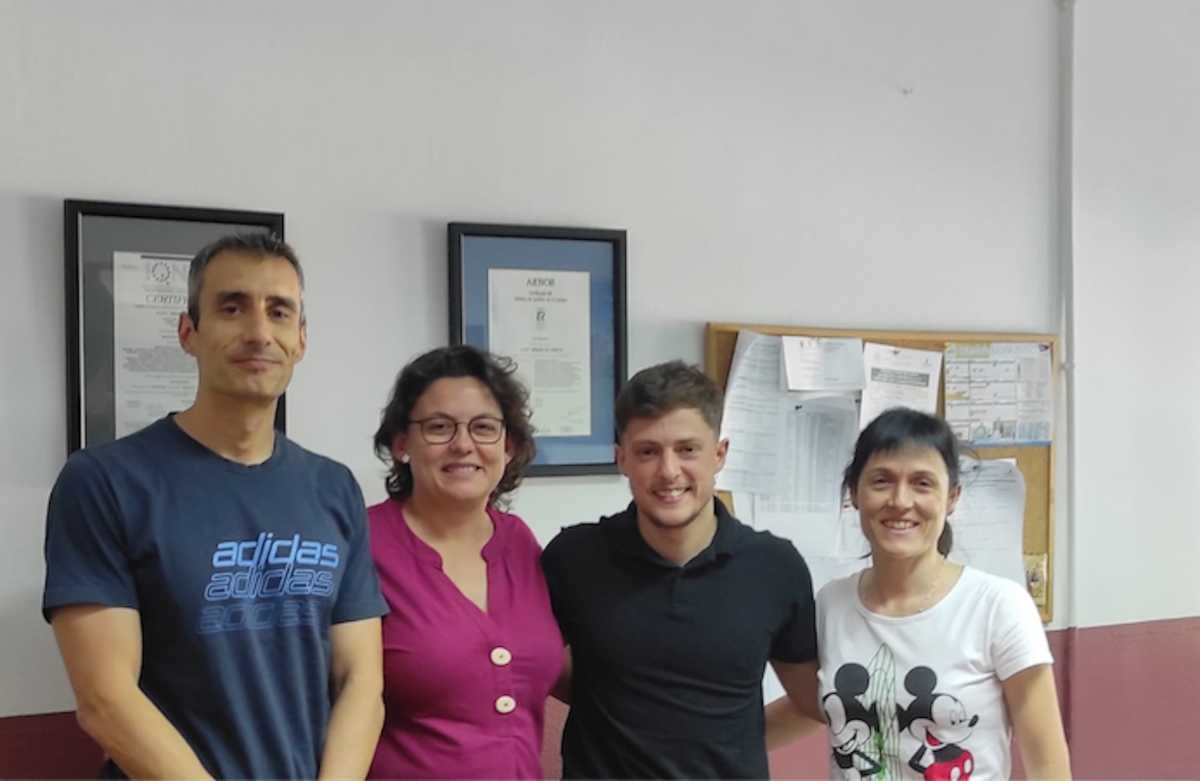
[{"x1": 400, "y1": 453, "x2": 410, "y2": 464}]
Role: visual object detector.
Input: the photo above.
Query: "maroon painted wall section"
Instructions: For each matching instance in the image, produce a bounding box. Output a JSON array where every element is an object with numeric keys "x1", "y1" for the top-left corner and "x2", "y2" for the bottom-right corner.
[
  {"x1": 0, "y1": 711, "x2": 102, "y2": 779},
  {"x1": 5, "y1": 617, "x2": 1197, "y2": 779},
  {"x1": 759, "y1": 619, "x2": 1200, "y2": 780},
  {"x1": 1063, "y1": 616, "x2": 1200, "y2": 779}
]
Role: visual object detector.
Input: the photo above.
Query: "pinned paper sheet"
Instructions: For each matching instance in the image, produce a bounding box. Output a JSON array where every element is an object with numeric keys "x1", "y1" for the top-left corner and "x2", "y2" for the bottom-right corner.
[
  {"x1": 944, "y1": 342, "x2": 1054, "y2": 444},
  {"x1": 781, "y1": 336, "x2": 865, "y2": 392},
  {"x1": 859, "y1": 343, "x2": 942, "y2": 429},
  {"x1": 948, "y1": 458, "x2": 1026, "y2": 587},
  {"x1": 716, "y1": 331, "x2": 788, "y2": 495},
  {"x1": 1024, "y1": 553, "x2": 1048, "y2": 607},
  {"x1": 753, "y1": 395, "x2": 858, "y2": 557}
]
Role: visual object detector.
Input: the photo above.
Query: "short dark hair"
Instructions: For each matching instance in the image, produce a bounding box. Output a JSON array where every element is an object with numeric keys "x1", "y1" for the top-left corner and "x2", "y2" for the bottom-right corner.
[
  {"x1": 843, "y1": 408, "x2": 960, "y2": 555},
  {"x1": 187, "y1": 233, "x2": 304, "y2": 327},
  {"x1": 373, "y1": 345, "x2": 536, "y2": 505},
  {"x1": 614, "y1": 360, "x2": 723, "y2": 439}
]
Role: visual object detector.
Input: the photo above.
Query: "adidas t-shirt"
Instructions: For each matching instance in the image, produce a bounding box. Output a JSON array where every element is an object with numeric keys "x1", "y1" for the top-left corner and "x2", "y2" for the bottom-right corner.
[{"x1": 43, "y1": 417, "x2": 387, "y2": 778}]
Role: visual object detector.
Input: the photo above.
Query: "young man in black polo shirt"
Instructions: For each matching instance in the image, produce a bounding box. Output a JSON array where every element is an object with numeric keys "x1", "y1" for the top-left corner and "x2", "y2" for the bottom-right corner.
[{"x1": 542, "y1": 360, "x2": 822, "y2": 778}]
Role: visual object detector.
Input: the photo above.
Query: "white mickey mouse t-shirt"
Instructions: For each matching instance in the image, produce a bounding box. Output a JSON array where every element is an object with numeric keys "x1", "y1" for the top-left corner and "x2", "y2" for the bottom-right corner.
[{"x1": 816, "y1": 567, "x2": 1051, "y2": 780}]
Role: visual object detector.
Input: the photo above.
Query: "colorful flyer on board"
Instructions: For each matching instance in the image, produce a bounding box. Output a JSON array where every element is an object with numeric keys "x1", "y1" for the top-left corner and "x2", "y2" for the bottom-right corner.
[{"x1": 945, "y1": 342, "x2": 1053, "y2": 444}]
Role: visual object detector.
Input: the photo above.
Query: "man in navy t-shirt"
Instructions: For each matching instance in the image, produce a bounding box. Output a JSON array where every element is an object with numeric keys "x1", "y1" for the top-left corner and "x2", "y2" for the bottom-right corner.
[{"x1": 43, "y1": 234, "x2": 387, "y2": 778}]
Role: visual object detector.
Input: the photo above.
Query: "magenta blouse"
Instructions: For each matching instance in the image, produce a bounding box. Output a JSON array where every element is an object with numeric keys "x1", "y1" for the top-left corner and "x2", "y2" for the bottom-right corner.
[{"x1": 366, "y1": 499, "x2": 563, "y2": 780}]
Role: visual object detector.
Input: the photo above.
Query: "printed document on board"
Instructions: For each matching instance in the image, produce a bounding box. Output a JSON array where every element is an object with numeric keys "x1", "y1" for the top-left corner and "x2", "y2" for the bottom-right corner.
[
  {"x1": 716, "y1": 331, "x2": 788, "y2": 495},
  {"x1": 753, "y1": 395, "x2": 858, "y2": 557},
  {"x1": 780, "y1": 336, "x2": 865, "y2": 392},
  {"x1": 944, "y1": 342, "x2": 1053, "y2": 444},
  {"x1": 948, "y1": 457, "x2": 1026, "y2": 587},
  {"x1": 859, "y1": 342, "x2": 942, "y2": 429}
]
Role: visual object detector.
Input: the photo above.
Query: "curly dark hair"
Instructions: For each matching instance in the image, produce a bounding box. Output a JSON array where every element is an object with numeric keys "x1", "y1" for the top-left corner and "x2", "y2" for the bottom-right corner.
[{"x1": 373, "y1": 345, "x2": 536, "y2": 506}]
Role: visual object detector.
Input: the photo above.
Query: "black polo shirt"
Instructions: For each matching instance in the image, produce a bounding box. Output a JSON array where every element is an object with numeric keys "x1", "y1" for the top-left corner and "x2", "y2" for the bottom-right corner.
[{"x1": 541, "y1": 499, "x2": 816, "y2": 779}]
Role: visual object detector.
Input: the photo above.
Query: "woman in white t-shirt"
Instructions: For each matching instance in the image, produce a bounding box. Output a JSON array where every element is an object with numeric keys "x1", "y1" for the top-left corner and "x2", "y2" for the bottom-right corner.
[{"x1": 816, "y1": 408, "x2": 1069, "y2": 780}]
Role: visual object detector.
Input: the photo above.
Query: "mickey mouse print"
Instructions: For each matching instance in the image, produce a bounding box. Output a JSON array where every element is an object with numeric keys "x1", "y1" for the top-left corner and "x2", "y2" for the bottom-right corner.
[
  {"x1": 815, "y1": 567, "x2": 1055, "y2": 781},
  {"x1": 824, "y1": 649, "x2": 978, "y2": 780}
]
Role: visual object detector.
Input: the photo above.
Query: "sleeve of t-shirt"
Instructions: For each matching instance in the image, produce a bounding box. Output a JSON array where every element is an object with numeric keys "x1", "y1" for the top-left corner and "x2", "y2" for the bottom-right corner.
[
  {"x1": 42, "y1": 451, "x2": 138, "y2": 622},
  {"x1": 539, "y1": 530, "x2": 573, "y2": 645},
  {"x1": 330, "y1": 472, "x2": 389, "y2": 624},
  {"x1": 768, "y1": 541, "x2": 818, "y2": 663},
  {"x1": 813, "y1": 579, "x2": 837, "y2": 667},
  {"x1": 989, "y1": 578, "x2": 1053, "y2": 681}
]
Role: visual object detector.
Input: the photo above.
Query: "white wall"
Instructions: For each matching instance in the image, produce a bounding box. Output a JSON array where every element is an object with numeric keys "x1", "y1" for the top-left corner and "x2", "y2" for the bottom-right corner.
[
  {"x1": 0, "y1": 0, "x2": 1062, "y2": 716},
  {"x1": 1072, "y1": 0, "x2": 1200, "y2": 627}
]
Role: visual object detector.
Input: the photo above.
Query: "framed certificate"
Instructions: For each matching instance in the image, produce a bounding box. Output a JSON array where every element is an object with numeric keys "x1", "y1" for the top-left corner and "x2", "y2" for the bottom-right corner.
[
  {"x1": 449, "y1": 223, "x2": 628, "y2": 476},
  {"x1": 64, "y1": 200, "x2": 285, "y2": 453}
]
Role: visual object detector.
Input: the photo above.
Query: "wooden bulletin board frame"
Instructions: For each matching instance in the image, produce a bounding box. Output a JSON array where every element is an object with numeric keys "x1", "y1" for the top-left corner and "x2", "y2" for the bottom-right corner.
[{"x1": 705, "y1": 322, "x2": 1057, "y2": 622}]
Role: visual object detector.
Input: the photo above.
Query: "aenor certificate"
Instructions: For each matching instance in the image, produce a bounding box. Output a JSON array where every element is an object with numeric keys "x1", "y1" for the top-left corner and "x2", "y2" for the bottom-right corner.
[
  {"x1": 112, "y1": 252, "x2": 197, "y2": 437},
  {"x1": 488, "y1": 269, "x2": 592, "y2": 437}
]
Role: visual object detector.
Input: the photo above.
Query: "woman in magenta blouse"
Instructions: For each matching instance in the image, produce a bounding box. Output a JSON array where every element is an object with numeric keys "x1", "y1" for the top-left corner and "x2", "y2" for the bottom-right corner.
[{"x1": 367, "y1": 345, "x2": 564, "y2": 779}]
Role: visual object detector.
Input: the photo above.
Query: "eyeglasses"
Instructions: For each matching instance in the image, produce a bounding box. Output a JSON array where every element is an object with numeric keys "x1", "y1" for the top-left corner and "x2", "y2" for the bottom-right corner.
[{"x1": 408, "y1": 415, "x2": 506, "y2": 444}]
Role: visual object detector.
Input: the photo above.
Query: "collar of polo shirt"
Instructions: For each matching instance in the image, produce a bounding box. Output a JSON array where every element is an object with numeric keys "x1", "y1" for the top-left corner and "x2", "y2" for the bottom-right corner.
[{"x1": 603, "y1": 497, "x2": 748, "y2": 569}]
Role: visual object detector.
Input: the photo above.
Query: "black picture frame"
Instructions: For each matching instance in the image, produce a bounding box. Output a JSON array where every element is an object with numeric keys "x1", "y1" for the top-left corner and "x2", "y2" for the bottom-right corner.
[
  {"x1": 64, "y1": 200, "x2": 286, "y2": 454},
  {"x1": 449, "y1": 222, "x2": 628, "y2": 476}
]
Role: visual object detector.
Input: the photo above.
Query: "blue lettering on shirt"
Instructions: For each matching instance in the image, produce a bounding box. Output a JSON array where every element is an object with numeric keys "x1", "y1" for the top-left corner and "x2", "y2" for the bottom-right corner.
[{"x1": 200, "y1": 533, "x2": 341, "y2": 633}]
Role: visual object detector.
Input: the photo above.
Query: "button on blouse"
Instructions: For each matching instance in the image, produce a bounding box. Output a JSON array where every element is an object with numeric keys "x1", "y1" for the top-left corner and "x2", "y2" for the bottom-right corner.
[{"x1": 367, "y1": 500, "x2": 563, "y2": 780}]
